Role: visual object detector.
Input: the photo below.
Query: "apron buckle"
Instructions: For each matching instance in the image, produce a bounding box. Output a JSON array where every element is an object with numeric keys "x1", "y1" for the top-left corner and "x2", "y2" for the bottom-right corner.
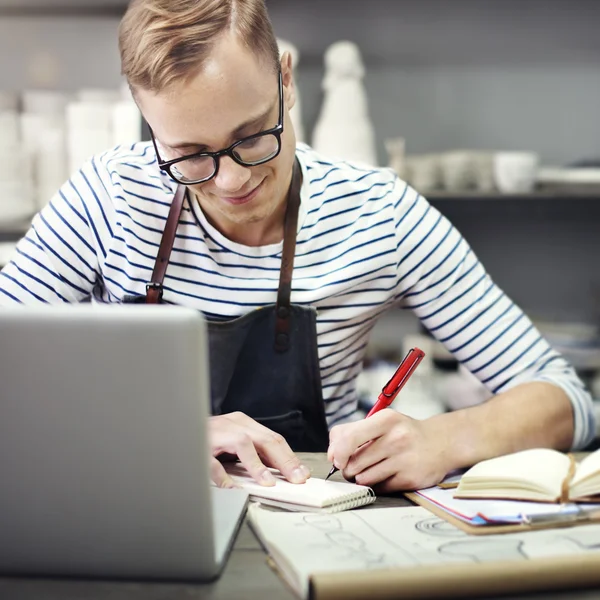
[{"x1": 146, "y1": 282, "x2": 164, "y2": 303}]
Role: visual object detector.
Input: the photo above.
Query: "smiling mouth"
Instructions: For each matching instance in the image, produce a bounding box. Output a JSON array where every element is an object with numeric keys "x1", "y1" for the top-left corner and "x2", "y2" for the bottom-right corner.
[{"x1": 222, "y1": 180, "x2": 264, "y2": 206}]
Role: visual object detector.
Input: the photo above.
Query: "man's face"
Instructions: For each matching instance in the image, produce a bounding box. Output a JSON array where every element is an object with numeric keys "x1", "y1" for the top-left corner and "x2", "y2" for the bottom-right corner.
[{"x1": 137, "y1": 32, "x2": 297, "y2": 243}]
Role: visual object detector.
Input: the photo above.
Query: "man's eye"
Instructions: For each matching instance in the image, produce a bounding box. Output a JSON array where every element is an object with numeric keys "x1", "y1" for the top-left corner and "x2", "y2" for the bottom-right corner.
[
  {"x1": 237, "y1": 137, "x2": 261, "y2": 149},
  {"x1": 188, "y1": 155, "x2": 210, "y2": 165}
]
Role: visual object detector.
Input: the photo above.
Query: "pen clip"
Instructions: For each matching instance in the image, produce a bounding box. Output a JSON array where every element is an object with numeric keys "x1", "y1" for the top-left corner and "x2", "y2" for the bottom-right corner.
[{"x1": 381, "y1": 347, "x2": 425, "y2": 399}]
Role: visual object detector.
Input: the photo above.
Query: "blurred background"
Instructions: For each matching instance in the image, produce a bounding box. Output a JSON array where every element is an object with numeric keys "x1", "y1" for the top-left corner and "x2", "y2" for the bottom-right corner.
[{"x1": 1, "y1": 0, "x2": 600, "y2": 429}]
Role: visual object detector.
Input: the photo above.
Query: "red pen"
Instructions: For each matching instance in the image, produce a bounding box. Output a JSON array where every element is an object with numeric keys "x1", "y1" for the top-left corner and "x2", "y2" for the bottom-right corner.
[{"x1": 325, "y1": 347, "x2": 426, "y2": 480}]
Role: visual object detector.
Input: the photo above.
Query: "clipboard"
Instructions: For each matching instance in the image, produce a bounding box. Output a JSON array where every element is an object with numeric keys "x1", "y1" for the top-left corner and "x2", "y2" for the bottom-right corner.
[{"x1": 405, "y1": 491, "x2": 600, "y2": 535}]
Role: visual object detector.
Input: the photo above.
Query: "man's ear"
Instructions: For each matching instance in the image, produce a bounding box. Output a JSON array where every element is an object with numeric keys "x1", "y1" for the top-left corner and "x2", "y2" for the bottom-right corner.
[{"x1": 280, "y1": 52, "x2": 296, "y2": 111}]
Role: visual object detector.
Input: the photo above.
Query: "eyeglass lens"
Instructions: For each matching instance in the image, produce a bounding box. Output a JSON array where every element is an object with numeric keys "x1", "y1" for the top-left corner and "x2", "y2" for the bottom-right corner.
[{"x1": 170, "y1": 133, "x2": 280, "y2": 184}]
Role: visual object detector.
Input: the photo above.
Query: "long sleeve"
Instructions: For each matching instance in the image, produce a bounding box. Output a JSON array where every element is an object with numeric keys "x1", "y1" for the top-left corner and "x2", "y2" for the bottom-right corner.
[
  {"x1": 0, "y1": 159, "x2": 113, "y2": 304},
  {"x1": 393, "y1": 180, "x2": 595, "y2": 449}
]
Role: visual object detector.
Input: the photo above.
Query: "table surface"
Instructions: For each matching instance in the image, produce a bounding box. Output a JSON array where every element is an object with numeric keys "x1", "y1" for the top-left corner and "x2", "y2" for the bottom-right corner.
[{"x1": 2, "y1": 453, "x2": 600, "y2": 600}]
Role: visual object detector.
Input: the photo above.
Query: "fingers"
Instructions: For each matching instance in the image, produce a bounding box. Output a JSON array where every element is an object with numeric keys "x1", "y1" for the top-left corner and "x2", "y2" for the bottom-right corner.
[
  {"x1": 329, "y1": 412, "x2": 448, "y2": 492},
  {"x1": 343, "y1": 438, "x2": 383, "y2": 479},
  {"x1": 328, "y1": 409, "x2": 401, "y2": 471},
  {"x1": 346, "y1": 455, "x2": 405, "y2": 488},
  {"x1": 369, "y1": 461, "x2": 428, "y2": 493},
  {"x1": 254, "y1": 433, "x2": 311, "y2": 484},
  {"x1": 375, "y1": 473, "x2": 412, "y2": 494},
  {"x1": 225, "y1": 412, "x2": 310, "y2": 483},
  {"x1": 209, "y1": 412, "x2": 310, "y2": 485},
  {"x1": 232, "y1": 431, "x2": 281, "y2": 486}
]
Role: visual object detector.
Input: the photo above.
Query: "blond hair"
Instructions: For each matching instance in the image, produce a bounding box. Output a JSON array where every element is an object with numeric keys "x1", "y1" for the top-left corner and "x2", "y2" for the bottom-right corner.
[{"x1": 119, "y1": 0, "x2": 280, "y2": 93}]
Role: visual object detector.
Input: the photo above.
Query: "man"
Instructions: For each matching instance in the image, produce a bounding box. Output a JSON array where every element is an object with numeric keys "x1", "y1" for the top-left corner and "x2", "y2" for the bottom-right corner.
[{"x1": 0, "y1": 0, "x2": 594, "y2": 492}]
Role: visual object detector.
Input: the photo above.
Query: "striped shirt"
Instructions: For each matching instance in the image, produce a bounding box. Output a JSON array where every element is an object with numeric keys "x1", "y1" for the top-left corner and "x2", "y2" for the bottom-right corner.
[{"x1": 0, "y1": 142, "x2": 594, "y2": 447}]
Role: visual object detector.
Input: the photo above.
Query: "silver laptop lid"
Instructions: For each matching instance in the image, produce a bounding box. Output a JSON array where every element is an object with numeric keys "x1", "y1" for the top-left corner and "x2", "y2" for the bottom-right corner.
[{"x1": 0, "y1": 304, "x2": 238, "y2": 580}]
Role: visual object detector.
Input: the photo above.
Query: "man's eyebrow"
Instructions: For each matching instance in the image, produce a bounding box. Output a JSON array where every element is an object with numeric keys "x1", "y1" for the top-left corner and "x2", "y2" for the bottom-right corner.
[
  {"x1": 231, "y1": 100, "x2": 276, "y2": 138},
  {"x1": 166, "y1": 99, "x2": 277, "y2": 151}
]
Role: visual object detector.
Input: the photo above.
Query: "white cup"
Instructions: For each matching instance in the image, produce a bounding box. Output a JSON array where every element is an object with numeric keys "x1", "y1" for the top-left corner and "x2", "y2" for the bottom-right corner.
[
  {"x1": 0, "y1": 112, "x2": 20, "y2": 149},
  {"x1": 494, "y1": 152, "x2": 539, "y2": 193},
  {"x1": 440, "y1": 151, "x2": 476, "y2": 191},
  {"x1": 22, "y1": 90, "x2": 70, "y2": 117},
  {"x1": 471, "y1": 152, "x2": 496, "y2": 192},
  {"x1": 405, "y1": 154, "x2": 442, "y2": 192},
  {"x1": 0, "y1": 147, "x2": 36, "y2": 224}
]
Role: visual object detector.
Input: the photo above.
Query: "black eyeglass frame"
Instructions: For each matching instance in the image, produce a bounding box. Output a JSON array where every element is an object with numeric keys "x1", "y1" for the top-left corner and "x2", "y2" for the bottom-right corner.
[{"x1": 150, "y1": 71, "x2": 284, "y2": 185}]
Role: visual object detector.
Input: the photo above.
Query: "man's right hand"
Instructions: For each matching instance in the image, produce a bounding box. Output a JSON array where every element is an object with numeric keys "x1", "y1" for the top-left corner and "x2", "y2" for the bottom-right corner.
[{"x1": 209, "y1": 412, "x2": 311, "y2": 488}]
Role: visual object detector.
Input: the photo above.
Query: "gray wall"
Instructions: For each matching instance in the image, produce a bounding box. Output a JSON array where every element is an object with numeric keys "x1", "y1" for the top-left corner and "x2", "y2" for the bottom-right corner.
[
  {"x1": 268, "y1": 0, "x2": 600, "y2": 167},
  {"x1": 0, "y1": 16, "x2": 121, "y2": 91},
  {"x1": 427, "y1": 197, "x2": 600, "y2": 324},
  {"x1": 1, "y1": 0, "x2": 599, "y2": 324},
  {"x1": 2, "y1": 0, "x2": 599, "y2": 165}
]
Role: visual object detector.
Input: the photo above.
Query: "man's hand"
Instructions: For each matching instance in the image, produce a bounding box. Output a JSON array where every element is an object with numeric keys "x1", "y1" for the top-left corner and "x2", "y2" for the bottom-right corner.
[
  {"x1": 327, "y1": 409, "x2": 450, "y2": 492},
  {"x1": 209, "y1": 412, "x2": 311, "y2": 488},
  {"x1": 328, "y1": 382, "x2": 577, "y2": 493}
]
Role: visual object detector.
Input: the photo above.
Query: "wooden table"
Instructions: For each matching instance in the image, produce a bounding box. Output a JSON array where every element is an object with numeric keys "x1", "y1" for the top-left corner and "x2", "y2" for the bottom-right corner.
[{"x1": 2, "y1": 453, "x2": 600, "y2": 600}]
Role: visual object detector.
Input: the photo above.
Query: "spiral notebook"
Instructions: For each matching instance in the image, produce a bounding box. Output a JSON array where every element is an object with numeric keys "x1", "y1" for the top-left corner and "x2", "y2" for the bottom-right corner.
[{"x1": 224, "y1": 464, "x2": 375, "y2": 513}]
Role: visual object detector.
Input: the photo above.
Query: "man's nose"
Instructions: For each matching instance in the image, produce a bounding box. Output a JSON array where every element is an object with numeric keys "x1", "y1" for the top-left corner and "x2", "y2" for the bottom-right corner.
[{"x1": 213, "y1": 155, "x2": 251, "y2": 193}]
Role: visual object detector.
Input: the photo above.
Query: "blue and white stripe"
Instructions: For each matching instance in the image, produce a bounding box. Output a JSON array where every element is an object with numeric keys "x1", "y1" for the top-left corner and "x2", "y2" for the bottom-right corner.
[{"x1": 0, "y1": 142, "x2": 594, "y2": 448}]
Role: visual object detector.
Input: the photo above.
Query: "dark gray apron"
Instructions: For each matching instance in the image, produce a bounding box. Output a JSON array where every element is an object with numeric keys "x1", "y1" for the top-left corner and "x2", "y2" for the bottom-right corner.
[{"x1": 123, "y1": 162, "x2": 329, "y2": 451}]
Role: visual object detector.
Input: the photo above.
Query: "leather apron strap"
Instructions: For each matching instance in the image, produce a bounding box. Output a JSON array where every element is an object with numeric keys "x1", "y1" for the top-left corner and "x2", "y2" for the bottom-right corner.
[
  {"x1": 146, "y1": 160, "x2": 303, "y2": 351},
  {"x1": 274, "y1": 160, "x2": 303, "y2": 353},
  {"x1": 145, "y1": 185, "x2": 187, "y2": 304}
]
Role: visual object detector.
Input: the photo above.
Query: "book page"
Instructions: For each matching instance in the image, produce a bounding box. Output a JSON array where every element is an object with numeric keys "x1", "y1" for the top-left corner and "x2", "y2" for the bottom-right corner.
[
  {"x1": 248, "y1": 503, "x2": 600, "y2": 599},
  {"x1": 571, "y1": 448, "x2": 600, "y2": 498},
  {"x1": 224, "y1": 463, "x2": 374, "y2": 511},
  {"x1": 457, "y1": 448, "x2": 570, "y2": 500}
]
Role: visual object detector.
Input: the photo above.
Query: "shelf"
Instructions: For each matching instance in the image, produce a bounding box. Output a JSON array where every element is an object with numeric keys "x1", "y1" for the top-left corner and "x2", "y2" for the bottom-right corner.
[
  {"x1": 0, "y1": 241, "x2": 17, "y2": 267},
  {"x1": 0, "y1": 0, "x2": 127, "y2": 16},
  {"x1": 0, "y1": 220, "x2": 30, "y2": 241},
  {"x1": 426, "y1": 189, "x2": 600, "y2": 202},
  {"x1": 0, "y1": 7, "x2": 126, "y2": 16}
]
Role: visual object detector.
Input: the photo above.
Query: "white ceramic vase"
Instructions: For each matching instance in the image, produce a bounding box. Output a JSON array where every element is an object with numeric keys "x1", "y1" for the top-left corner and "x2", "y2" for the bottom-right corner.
[{"x1": 312, "y1": 40, "x2": 377, "y2": 167}]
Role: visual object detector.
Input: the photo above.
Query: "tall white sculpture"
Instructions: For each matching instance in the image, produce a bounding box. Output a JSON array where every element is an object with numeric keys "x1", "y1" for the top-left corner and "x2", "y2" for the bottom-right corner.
[
  {"x1": 277, "y1": 38, "x2": 305, "y2": 143},
  {"x1": 312, "y1": 40, "x2": 377, "y2": 167}
]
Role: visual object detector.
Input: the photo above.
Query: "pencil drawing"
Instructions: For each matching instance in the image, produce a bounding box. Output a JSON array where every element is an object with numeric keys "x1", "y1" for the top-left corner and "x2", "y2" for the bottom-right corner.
[
  {"x1": 554, "y1": 532, "x2": 600, "y2": 551},
  {"x1": 299, "y1": 513, "x2": 416, "y2": 568},
  {"x1": 293, "y1": 510, "x2": 600, "y2": 573},
  {"x1": 439, "y1": 539, "x2": 527, "y2": 562},
  {"x1": 414, "y1": 516, "x2": 468, "y2": 538}
]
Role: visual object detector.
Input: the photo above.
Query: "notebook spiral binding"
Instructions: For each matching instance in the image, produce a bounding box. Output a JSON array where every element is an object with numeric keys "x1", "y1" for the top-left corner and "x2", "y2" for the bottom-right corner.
[{"x1": 323, "y1": 488, "x2": 376, "y2": 513}]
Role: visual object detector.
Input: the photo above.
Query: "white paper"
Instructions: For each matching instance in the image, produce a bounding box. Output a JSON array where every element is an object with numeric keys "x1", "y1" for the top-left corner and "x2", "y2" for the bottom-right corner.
[
  {"x1": 225, "y1": 464, "x2": 374, "y2": 511},
  {"x1": 248, "y1": 504, "x2": 600, "y2": 599},
  {"x1": 417, "y1": 486, "x2": 600, "y2": 523}
]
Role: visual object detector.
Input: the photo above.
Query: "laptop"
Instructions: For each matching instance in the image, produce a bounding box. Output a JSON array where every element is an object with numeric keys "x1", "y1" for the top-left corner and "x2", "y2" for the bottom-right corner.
[{"x1": 0, "y1": 304, "x2": 248, "y2": 581}]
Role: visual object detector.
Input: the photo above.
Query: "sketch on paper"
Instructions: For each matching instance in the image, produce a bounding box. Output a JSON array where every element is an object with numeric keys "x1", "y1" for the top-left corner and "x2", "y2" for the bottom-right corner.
[
  {"x1": 414, "y1": 516, "x2": 468, "y2": 538},
  {"x1": 438, "y1": 539, "x2": 527, "y2": 562},
  {"x1": 298, "y1": 513, "x2": 412, "y2": 569},
  {"x1": 248, "y1": 503, "x2": 600, "y2": 598}
]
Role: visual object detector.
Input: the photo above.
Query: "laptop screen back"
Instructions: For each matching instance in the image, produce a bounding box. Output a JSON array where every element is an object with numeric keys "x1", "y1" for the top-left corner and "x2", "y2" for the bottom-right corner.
[{"x1": 0, "y1": 304, "x2": 230, "y2": 580}]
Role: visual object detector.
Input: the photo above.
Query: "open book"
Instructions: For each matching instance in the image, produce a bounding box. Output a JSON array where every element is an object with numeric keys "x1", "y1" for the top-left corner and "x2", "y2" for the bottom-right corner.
[
  {"x1": 224, "y1": 463, "x2": 375, "y2": 513},
  {"x1": 455, "y1": 448, "x2": 600, "y2": 503}
]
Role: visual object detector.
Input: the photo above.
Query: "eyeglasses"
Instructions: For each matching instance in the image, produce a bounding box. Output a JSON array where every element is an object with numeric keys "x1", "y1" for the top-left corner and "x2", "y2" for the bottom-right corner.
[{"x1": 150, "y1": 71, "x2": 284, "y2": 185}]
